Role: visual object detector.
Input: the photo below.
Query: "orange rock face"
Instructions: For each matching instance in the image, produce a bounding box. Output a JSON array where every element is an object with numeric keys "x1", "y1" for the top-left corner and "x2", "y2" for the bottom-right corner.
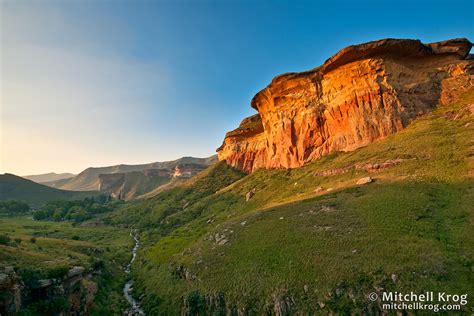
[{"x1": 217, "y1": 38, "x2": 474, "y2": 173}]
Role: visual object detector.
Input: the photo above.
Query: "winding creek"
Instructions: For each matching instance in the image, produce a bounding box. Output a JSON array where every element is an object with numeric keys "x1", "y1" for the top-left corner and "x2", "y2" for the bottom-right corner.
[{"x1": 123, "y1": 229, "x2": 145, "y2": 315}]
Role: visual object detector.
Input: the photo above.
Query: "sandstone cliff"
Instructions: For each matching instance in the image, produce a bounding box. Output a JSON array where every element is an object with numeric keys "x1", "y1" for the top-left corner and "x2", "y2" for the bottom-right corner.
[{"x1": 217, "y1": 38, "x2": 473, "y2": 173}]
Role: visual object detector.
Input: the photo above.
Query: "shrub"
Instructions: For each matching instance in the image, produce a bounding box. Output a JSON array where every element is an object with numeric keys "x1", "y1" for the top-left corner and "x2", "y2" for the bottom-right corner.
[
  {"x1": 186, "y1": 290, "x2": 206, "y2": 314},
  {"x1": 47, "y1": 266, "x2": 70, "y2": 279},
  {"x1": 26, "y1": 297, "x2": 69, "y2": 315},
  {"x1": 19, "y1": 268, "x2": 42, "y2": 288},
  {"x1": 0, "y1": 234, "x2": 11, "y2": 245},
  {"x1": 0, "y1": 200, "x2": 30, "y2": 215}
]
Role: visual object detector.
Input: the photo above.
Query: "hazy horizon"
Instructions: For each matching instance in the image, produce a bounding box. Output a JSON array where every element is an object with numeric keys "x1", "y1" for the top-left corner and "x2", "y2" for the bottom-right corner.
[
  {"x1": 16, "y1": 154, "x2": 217, "y2": 177},
  {"x1": 1, "y1": 0, "x2": 473, "y2": 175}
]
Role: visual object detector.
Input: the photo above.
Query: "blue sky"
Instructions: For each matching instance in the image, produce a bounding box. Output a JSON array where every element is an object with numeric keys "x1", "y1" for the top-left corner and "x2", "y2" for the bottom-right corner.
[{"x1": 1, "y1": 0, "x2": 473, "y2": 175}]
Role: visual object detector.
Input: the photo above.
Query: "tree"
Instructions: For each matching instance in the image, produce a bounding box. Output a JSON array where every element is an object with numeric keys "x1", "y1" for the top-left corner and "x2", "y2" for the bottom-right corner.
[{"x1": 0, "y1": 200, "x2": 30, "y2": 215}]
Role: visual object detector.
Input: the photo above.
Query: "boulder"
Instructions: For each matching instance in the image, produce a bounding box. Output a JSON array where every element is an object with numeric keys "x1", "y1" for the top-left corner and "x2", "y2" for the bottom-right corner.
[
  {"x1": 356, "y1": 177, "x2": 373, "y2": 185},
  {"x1": 245, "y1": 188, "x2": 256, "y2": 201}
]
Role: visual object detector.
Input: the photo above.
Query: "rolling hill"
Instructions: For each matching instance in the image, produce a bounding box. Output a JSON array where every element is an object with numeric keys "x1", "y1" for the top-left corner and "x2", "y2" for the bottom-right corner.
[
  {"x1": 48, "y1": 156, "x2": 217, "y2": 193},
  {"x1": 23, "y1": 172, "x2": 75, "y2": 183},
  {"x1": 0, "y1": 174, "x2": 99, "y2": 207}
]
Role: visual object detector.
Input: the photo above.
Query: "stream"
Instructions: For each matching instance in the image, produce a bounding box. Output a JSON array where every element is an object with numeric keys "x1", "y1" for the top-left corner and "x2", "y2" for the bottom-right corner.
[{"x1": 123, "y1": 229, "x2": 145, "y2": 315}]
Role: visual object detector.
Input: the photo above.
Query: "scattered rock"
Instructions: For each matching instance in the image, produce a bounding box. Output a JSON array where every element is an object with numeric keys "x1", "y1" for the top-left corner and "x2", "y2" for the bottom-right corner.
[
  {"x1": 279, "y1": 217, "x2": 284, "y2": 220},
  {"x1": 68, "y1": 266, "x2": 85, "y2": 278},
  {"x1": 356, "y1": 177, "x2": 373, "y2": 185},
  {"x1": 303, "y1": 285, "x2": 309, "y2": 292},
  {"x1": 213, "y1": 233, "x2": 229, "y2": 246},
  {"x1": 182, "y1": 248, "x2": 192, "y2": 255},
  {"x1": 320, "y1": 205, "x2": 336, "y2": 212},
  {"x1": 271, "y1": 291, "x2": 294, "y2": 316},
  {"x1": 315, "y1": 160, "x2": 406, "y2": 177},
  {"x1": 391, "y1": 274, "x2": 397, "y2": 282},
  {"x1": 240, "y1": 221, "x2": 247, "y2": 226},
  {"x1": 245, "y1": 188, "x2": 256, "y2": 201},
  {"x1": 314, "y1": 225, "x2": 332, "y2": 231},
  {"x1": 314, "y1": 187, "x2": 324, "y2": 193},
  {"x1": 352, "y1": 249, "x2": 357, "y2": 254},
  {"x1": 217, "y1": 239, "x2": 228, "y2": 245}
]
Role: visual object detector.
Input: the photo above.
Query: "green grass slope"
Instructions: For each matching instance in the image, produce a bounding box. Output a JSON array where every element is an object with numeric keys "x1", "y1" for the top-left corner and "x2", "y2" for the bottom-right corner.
[
  {"x1": 0, "y1": 174, "x2": 99, "y2": 207},
  {"x1": 0, "y1": 216, "x2": 132, "y2": 314},
  {"x1": 102, "y1": 171, "x2": 172, "y2": 201},
  {"x1": 110, "y1": 90, "x2": 474, "y2": 314}
]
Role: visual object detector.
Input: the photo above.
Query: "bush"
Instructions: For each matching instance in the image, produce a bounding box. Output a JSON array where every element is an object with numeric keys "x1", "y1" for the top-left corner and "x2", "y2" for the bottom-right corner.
[
  {"x1": 30, "y1": 237, "x2": 37, "y2": 243},
  {"x1": 19, "y1": 268, "x2": 42, "y2": 288},
  {"x1": 33, "y1": 210, "x2": 48, "y2": 220},
  {"x1": 0, "y1": 234, "x2": 11, "y2": 245},
  {"x1": 186, "y1": 290, "x2": 206, "y2": 314},
  {"x1": 0, "y1": 200, "x2": 30, "y2": 216},
  {"x1": 34, "y1": 197, "x2": 114, "y2": 222},
  {"x1": 47, "y1": 266, "x2": 70, "y2": 279},
  {"x1": 25, "y1": 297, "x2": 69, "y2": 315},
  {"x1": 90, "y1": 259, "x2": 105, "y2": 271}
]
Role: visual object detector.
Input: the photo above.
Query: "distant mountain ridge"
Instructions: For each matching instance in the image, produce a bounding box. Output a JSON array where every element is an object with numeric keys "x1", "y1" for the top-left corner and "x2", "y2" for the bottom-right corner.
[
  {"x1": 0, "y1": 173, "x2": 98, "y2": 207},
  {"x1": 23, "y1": 172, "x2": 75, "y2": 183},
  {"x1": 45, "y1": 156, "x2": 218, "y2": 199}
]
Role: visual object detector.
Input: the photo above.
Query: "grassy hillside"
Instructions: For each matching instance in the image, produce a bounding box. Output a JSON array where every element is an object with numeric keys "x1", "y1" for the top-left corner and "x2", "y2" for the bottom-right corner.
[
  {"x1": 110, "y1": 90, "x2": 474, "y2": 314},
  {"x1": 0, "y1": 174, "x2": 99, "y2": 208},
  {"x1": 106, "y1": 171, "x2": 172, "y2": 200},
  {"x1": 40, "y1": 177, "x2": 74, "y2": 188},
  {"x1": 0, "y1": 216, "x2": 131, "y2": 314}
]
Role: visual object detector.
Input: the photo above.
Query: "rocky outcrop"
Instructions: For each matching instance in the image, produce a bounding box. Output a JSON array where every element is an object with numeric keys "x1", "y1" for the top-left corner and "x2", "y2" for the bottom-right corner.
[
  {"x1": 0, "y1": 266, "x2": 95, "y2": 316},
  {"x1": 217, "y1": 38, "x2": 474, "y2": 173},
  {"x1": 172, "y1": 163, "x2": 208, "y2": 178},
  {"x1": 0, "y1": 267, "x2": 22, "y2": 315}
]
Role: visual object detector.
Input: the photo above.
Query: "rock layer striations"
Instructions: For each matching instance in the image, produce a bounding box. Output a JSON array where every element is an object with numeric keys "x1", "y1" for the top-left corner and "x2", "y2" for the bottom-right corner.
[{"x1": 217, "y1": 38, "x2": 474, "y2": 173}]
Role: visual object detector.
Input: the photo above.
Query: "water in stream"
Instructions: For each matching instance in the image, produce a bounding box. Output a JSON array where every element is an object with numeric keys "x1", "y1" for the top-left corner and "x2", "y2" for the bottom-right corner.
[{"x1": 123, "y1": 230, "x2": 145, "y2": 315}]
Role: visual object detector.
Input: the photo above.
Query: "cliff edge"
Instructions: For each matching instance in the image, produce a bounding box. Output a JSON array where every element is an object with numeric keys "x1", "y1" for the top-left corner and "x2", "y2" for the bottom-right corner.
[{"x1": 217, "y1": 38, "x2": 473, "y2": 173}]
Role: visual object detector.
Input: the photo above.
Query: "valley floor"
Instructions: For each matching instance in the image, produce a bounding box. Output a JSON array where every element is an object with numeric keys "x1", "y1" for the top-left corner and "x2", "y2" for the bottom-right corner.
[
  {"x1": 0, "y1": 216, "x2": 132, "y2": 315},
  {"x1": 1, "y1": 90, "x2": 473, "y2": 315}
]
